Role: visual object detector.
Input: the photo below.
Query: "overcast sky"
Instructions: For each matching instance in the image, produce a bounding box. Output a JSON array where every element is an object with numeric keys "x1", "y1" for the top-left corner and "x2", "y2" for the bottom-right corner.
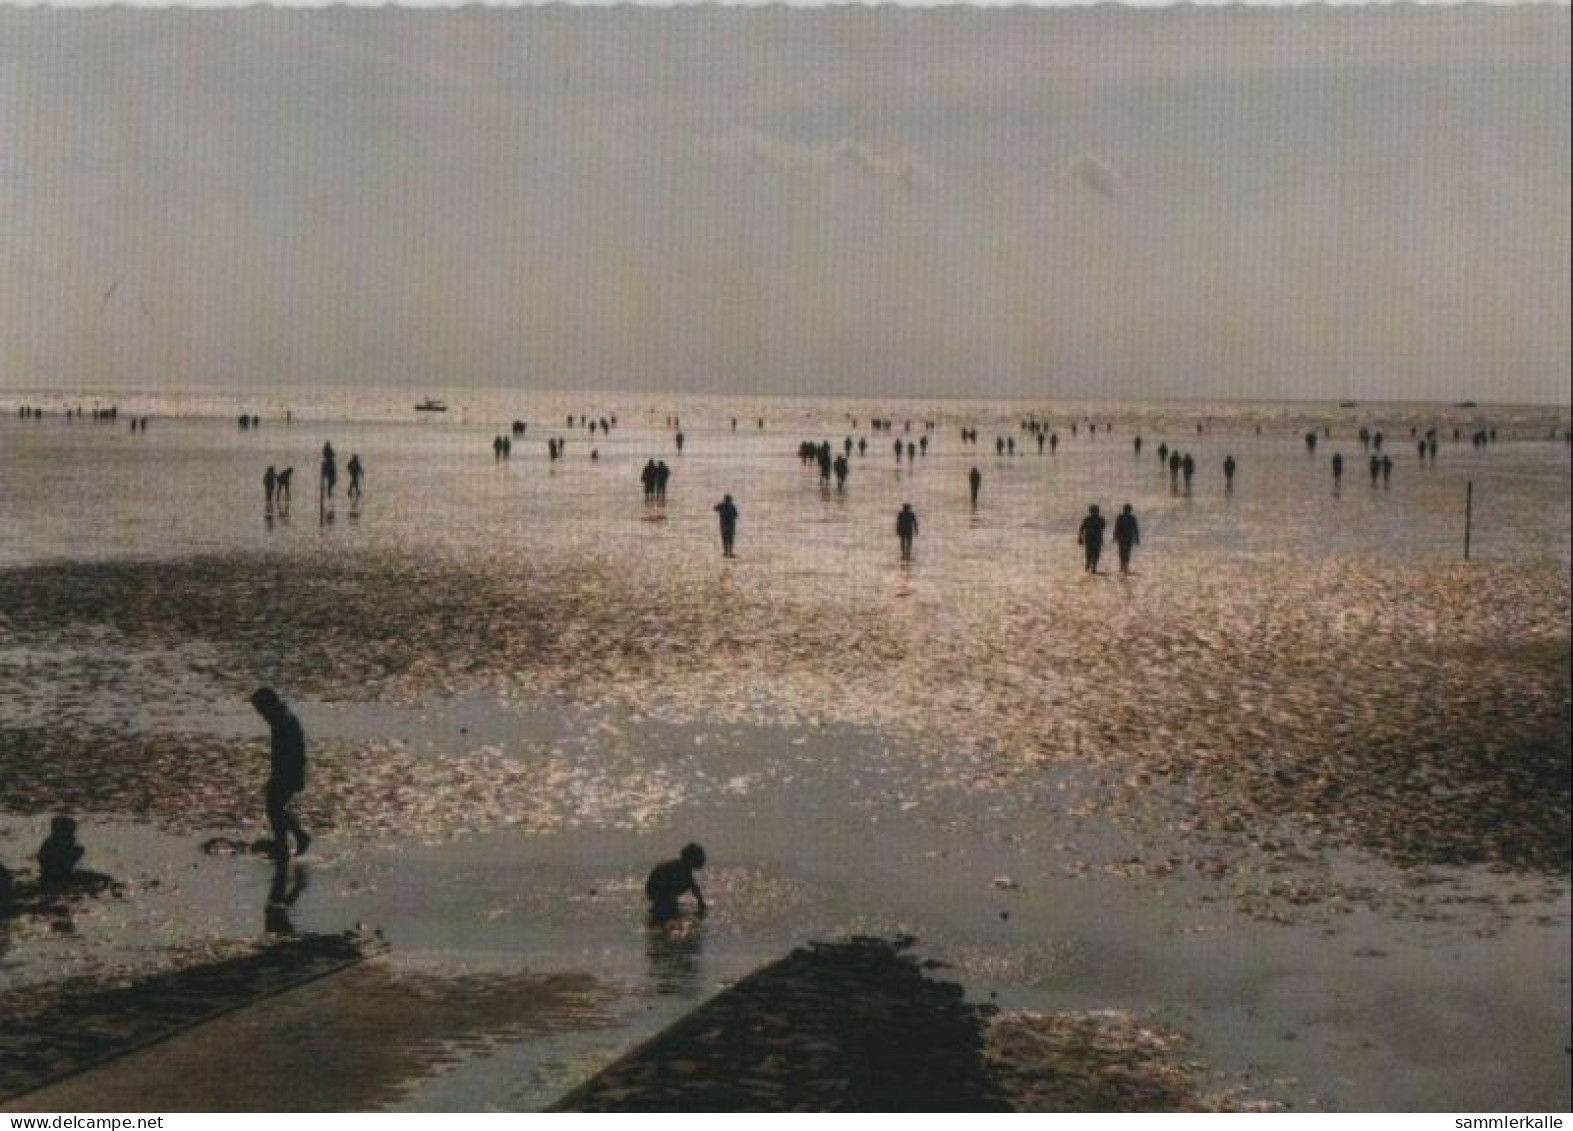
[{"x1": 2, "y1": 7, "x2": 1568, "y2": 403}]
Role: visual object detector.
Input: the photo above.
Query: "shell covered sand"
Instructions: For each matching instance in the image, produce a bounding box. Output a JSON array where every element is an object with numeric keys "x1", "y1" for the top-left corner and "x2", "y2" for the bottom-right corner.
[{"x1": 0, "y1": 538, "x2": 1566, "y2": 916}]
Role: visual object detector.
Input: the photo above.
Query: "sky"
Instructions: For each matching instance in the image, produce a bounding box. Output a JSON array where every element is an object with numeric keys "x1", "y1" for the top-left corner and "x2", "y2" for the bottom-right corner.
[{"x1": 1, "y1": 7, "x2": 1568, "y2": 403}]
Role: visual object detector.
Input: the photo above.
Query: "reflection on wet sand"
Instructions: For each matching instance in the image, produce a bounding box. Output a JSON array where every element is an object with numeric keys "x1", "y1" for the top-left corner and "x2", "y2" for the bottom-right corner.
[
  {"x1": 265, "y1": 859, "x2": 308, "y2": 937},
  {"x1": 644, "y1": 916, "x2": 704, "y2": 998}
]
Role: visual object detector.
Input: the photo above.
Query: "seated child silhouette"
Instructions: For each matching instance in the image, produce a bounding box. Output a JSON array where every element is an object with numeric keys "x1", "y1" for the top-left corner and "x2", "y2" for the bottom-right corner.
[{"x1": 37, "y1": 816, "x2": 85, "y2": 890}]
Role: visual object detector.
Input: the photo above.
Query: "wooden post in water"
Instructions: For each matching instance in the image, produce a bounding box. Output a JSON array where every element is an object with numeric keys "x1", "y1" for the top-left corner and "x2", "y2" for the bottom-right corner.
[{"x1": 1464, "y1": 479, "x2": 1473, "y2": 561}]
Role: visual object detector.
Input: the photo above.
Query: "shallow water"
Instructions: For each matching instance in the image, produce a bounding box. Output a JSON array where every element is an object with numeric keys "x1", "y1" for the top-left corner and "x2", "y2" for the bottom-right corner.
[
  {"x1": 1, "y1": 389, "x2": 1569, "y2": 1110},
  {"x1": 1, "y1": 391, "x2": 1568, "y2": 570}
]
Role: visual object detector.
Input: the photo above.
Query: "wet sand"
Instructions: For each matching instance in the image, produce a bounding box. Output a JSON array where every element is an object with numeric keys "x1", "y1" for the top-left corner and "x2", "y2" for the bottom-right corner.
[
  {"x1": 1, "y1": 933, "x2": 370, "y2": 1103},
  {"x1": 1, "y1": 402, "x2": 1569, "y2": 1110},
  {"x1": 3, "y1": 547, "x2": 1566, "y2": 885},
  {"x1": 2, "y1": 692, "x2": 1566, "y2": 1110},
  {"x1": 6, "y1": 946, "x2": 618, "y2": 1111},
  {"x1": 554, "y1": 937, "x2": 1235, "y2": 1112},
  {"x1": 9, "y1": 936, "x2": 1244, "y2": 1113}
]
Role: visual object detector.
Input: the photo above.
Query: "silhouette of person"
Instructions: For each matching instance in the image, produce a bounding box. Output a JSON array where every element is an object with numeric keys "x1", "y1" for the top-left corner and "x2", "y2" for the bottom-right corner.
[
  {"x1": 833, "y1": 455, "x2": 849, "y2": 491},
  {"x1": 675, "y1": 431, "x2": 685, "y2": 454},
  {"x1": 1381, "y1": 455, "x2": 1393, "y2": 486},
  {"x1": 276, "y1": 467, "x2": 294, "y2": 505},
  {"x1": 347, "y1": 454, "x2": 364, "y2": 500},
  {"x1": 655, "y1": 460, "x2": 670, "y2": 503},
  {"x1": 1134, "y1": 435, "x2": 1143, "y2": 455},
  {"x1": 264, "y1": 466, "x2": 278, "y2": 509},
  {"x1": 1078, "y1": 505, "x2": 1106, "y2": 574},
  {"x1": 321, "y1": 443, "x2": 337, "y2": 498},
  {"x1": 250, "y1": 688, "x2": 311, "y2": 861},
  {"x1": 896, "y1": 503, "x2": 919, "y2": 562},
  {"x1": 37, "y1": 816, "x2": 85, "y2": 889},
  {"x1": 969, "y1": 466, "x2": 981, "y2": 506},
  {"x1": 715, "y1": 494, "x2": 739, "y2": 558},
  {"x1": 1113, "y1": 504, "x2": 1140, "y2": 575},
  {"x1": 647, "y1": 843, "x2": 707, "y2": 922},
  {"x1": 1332, "y1": 452, "x2": 1344, "y2": 481},
  {"x1": 641, "y1": 459, "x2": 657, "y2": 502}
]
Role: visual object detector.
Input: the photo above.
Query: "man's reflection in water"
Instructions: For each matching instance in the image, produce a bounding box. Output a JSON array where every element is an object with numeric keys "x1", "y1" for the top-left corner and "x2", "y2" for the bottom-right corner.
[
  {"x1": 265, "y1": 857, "x2": 309, "y2": 936},
  {"x1": 644, "y1": 914, "x2": 704, "y2": 997}
]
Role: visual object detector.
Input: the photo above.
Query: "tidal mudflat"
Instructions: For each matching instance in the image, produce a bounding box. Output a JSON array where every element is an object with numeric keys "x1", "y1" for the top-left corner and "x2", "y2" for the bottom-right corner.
[{"x1": 1, "y1": 394, "x2": 1568, "y2": 1110}]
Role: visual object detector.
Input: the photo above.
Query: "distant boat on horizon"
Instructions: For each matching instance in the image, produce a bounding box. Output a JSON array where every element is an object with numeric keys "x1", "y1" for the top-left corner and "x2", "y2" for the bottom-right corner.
[
  {"x1": 1338, "y1": 400, "x2": 1358, "y2": 408},
  {"x1": 1454, "y1": 400, "x2": 1478, "y2": 408},
  {"x1": 415, "y1": 399, "x2": 448, "y2": 413}
]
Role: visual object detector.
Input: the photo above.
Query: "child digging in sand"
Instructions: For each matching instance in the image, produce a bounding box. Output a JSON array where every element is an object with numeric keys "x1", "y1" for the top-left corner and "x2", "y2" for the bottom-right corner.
[{"x1": 646, "y1": 843, "x2": 707, "y2": 922}]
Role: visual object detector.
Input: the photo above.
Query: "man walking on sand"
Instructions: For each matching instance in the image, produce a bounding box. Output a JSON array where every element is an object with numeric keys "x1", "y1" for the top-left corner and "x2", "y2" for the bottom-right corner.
[
  {"x1": 1078, "y1": 504, "x2": 1106, "y2": 574},
  {"x1": 897, "y1": 503, "x2": 919, "y2": 562},
  {"x1": 251, "y1": 687, "x2": 311, "y2": 860},
  {"x1": 715, "y1": 493, "x2": 739, "y2": 558},
  {"x1": 1113, "y1": 503, "x2": 1140, "y2": 575}
]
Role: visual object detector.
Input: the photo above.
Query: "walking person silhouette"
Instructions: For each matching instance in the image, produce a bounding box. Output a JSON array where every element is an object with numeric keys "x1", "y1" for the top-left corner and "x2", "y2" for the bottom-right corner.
[
  {"x1": 250, "y1": 688, "x2": 311, "y2": 861},
  {"x1": 714, "y1": 494, "x2": 739, "y2": 558},
  {"x1": 1113, "y1": 504, "x2": 1140, "y2": 575},
  {"x1": 897, "y1": 503, "x2": 919, "y2": 562},
  {"x1": 320, "y1": 443, "x2": 338, "y2": 499},
  {"x1": 1078, "y1": 505, "x2": 1106, "y2": 574}
]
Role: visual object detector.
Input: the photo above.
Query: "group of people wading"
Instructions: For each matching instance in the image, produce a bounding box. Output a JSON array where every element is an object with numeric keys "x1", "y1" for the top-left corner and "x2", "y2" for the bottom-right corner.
[{"x1": 262, "y1": 443, "x2": 363, "y2": 512}]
